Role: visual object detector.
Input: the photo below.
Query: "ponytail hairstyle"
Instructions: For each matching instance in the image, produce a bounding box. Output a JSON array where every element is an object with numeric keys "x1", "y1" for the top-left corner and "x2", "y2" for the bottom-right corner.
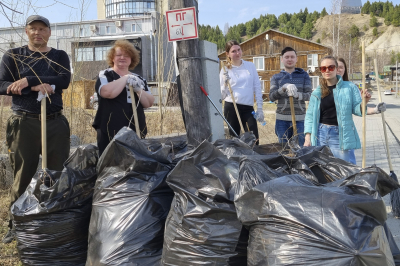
[
  {"x1": 319, "y1": 55, "x2": 338, "y2": 99},
  {"x1": 337, "y1": 58, "x2": 349, "y2": 81},
  {"x1": 225, "y1": 40, "x2": 240, "y2": 69}
]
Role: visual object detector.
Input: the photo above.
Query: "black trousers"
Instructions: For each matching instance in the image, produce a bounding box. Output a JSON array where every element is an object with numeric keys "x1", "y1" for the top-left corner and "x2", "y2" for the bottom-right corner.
[
  {"x1": 96, "y1": 129, "x2": 109, "y2": 157},
  {"x1": 224, "y1": 102, "x2": 259, "y2": 144}
]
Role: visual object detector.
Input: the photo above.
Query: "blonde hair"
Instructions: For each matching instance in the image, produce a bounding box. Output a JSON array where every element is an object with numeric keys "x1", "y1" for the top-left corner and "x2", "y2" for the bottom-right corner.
[
  {"x1": 319, "y1": 55, "x2": 338, "y2": 99},
  {"x1": 106, "y1": 39, "x2": 140, "y2": 69}
]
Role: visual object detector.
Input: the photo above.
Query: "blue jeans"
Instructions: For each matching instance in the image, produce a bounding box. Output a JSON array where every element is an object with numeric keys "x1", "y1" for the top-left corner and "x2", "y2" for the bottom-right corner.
[
  {"x1": 275, "y1": 119, "x2": 305, "y2": 146},
  {"x1": 317, "y1": 123, "x2": 356, "y2": 165}
]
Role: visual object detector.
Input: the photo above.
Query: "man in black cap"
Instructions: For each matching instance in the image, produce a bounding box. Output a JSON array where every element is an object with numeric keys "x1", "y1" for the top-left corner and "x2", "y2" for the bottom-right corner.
[{"x1": 0, "y1": 15, "x2": 71, "y2": 243}]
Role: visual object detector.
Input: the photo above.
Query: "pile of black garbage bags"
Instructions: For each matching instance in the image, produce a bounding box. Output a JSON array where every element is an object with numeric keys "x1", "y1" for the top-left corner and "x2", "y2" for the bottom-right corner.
[{"x1": 10, "y1": 128, "x2": 400, "y2": 266}]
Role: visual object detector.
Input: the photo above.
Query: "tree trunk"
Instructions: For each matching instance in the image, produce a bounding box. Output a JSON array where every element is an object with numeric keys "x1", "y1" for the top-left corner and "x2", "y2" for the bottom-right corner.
[{"x1": 170, "y1": 0, "x2": 211, "y2": 146}]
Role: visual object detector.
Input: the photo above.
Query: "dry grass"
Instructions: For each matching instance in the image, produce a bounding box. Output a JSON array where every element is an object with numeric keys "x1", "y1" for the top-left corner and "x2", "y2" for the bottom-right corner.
[
  {"x1": 0, "y1": 190, "x2": 20, "y2": 266},
  {"x1": 258, "y1": 113, "x2": 278, "y2": 144}
]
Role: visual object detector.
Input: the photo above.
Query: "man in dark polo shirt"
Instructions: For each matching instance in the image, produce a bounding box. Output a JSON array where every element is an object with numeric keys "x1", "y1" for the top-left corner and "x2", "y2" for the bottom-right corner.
[{"x1": 0, "y1": 15, "x2": 71, "y2": 243}]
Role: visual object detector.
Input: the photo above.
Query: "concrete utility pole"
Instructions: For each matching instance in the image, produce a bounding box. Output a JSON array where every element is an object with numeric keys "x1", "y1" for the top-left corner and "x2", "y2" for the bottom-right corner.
[{"x1": 170, "y1": 0, "x2": 212, "y2": 146}]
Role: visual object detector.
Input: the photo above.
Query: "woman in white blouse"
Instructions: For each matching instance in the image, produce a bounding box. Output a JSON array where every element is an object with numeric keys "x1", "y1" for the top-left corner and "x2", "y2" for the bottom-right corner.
[{"x1": 220, "y1": 40, "x2": 264, "y2": 144}]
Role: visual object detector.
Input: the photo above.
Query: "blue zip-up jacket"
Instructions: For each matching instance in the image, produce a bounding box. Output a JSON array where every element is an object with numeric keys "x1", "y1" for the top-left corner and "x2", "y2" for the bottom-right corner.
[{"x1": 304, "y1": 75, "x2": 363, "y2": 150}]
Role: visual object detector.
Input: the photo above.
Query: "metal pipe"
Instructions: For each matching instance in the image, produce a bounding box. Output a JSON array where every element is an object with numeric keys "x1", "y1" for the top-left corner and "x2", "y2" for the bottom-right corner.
[{"x1": 200, "y1": 86, "x2": 239, "y2": 138}]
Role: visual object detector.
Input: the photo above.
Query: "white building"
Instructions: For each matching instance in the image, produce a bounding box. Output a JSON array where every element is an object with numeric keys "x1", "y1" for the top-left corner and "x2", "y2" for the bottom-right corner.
[
  {"x1": 341, "y1": 0, "x2": 362, "y2": 14},
  {"x1": 0, "y1": 1, "x2": 174, "y2": 83}
]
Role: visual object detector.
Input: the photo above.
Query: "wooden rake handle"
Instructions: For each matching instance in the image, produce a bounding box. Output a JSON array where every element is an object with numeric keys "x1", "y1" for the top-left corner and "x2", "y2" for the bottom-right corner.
[
  {"x1": 374, "y1": 59, "x2": 393, "y2": 171},
  {"x1": 221, "y1": 61, "x2": 245, "y2": 134},
  {"x1": 41, "y1": 97, "x2": 47, "y2": 169},
  {"x1": 129, "y1": 85, "x2": 141, "y2": 138},
  {"x1": 289, "y1": 96, "x2": 297, "y2": 136}
]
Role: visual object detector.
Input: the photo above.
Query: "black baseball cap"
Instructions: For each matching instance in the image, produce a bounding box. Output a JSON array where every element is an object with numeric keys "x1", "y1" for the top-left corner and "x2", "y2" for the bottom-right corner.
[{"x1": 26, "y1": 15, "x2": 50, "y2": 28}]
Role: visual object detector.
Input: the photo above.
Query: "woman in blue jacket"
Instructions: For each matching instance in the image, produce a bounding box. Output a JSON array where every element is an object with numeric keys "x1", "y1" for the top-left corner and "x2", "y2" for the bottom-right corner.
[{"x1": 303, "y1": 56, "x2": 371, "y2": 164}]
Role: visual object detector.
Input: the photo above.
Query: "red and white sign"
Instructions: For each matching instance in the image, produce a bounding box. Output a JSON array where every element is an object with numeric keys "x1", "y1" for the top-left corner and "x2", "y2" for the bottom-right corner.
[{"x1": 166, "y1": 7, "x2": 198, "y2": 42}]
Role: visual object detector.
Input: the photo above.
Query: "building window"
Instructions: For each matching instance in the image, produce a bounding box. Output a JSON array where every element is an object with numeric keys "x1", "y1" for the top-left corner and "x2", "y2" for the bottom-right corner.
[
  {"x1": 253, "y1": 57, "x2": 264, "y2": 71},
  {"x1": 131, "y1": 22, "x2": 142, "y2": 32},
  {"x1": 95, "y1": 46, "x2": 111, "y2": 61},
  {"x1": 75, "y1": 47, "x2": 94, "y2": 62},
  {"x1": 308, "y1": 54, "x2": 319, "y2": 67},
  {"x1": 106, "y1": 25, "x2": 116, "y2": 34},
  {"x1": 310, "y1": 76, "x2": 319, "y2": 90},
  {"x1": 105, "y1": 0, "x2": 155, "y2": 18},
  {"x1": 80, "y1": 28, "x2": 84, "y2": 37}
]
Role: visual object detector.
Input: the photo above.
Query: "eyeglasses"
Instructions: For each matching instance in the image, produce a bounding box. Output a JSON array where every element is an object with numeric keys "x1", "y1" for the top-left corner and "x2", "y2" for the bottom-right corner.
[{"x1": 320, "y1": 65, "x2": 336, "y2": 73}]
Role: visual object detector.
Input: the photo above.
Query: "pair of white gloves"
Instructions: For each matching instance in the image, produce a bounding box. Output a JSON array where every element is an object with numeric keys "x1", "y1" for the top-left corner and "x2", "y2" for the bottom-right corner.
[
  {"x1": 278, "y1": 83, "x2": 299, "y2": 98},
  {"x1": 126, "y1": 74, "x2": 144, "y2": 92}
]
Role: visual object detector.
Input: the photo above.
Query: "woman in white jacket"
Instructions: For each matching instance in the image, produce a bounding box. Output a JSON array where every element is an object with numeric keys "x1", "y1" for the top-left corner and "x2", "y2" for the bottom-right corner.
[{"x1": 220, "y1": 40, "x2": 264, "y2": 144}]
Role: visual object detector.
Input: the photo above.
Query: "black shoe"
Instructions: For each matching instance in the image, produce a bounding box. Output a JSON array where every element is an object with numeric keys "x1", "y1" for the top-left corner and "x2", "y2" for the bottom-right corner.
[{"x1": 2, "y1": 229, "x2": 15, "y2": 244}]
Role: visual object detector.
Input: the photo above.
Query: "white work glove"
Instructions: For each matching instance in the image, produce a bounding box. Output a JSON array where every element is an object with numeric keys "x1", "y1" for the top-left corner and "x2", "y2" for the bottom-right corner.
[
  {"x1": 255, "y1": 109, "x2": 264, "y2": 123},
  {"x1": 286, "y1": 84, "x2": 299, "y2": 98},
  {"x1": 221, "y1": 88, "x2": 229, "y2": 100},
  {"x1": 374, "y1": 102, "x2": 386, "y2": 114},
  {"x1": 278, "y1": 83, "x2": 289, "y2": 95},
  {"x1": 126, "y1": 75, "x2": 144, "y2": 92},
  {"x1": 223, "y1": 71, "x2": 231, "y2": 87},
  {"x1": 37, "y1": 85, "x2": 55, "y2": 102}
]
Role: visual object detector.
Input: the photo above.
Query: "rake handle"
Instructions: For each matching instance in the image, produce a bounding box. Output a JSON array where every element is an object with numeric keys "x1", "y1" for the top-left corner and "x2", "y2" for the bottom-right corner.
[
  {"x1": 129, "y1": 85, "x2": 141, "y2": 138},
  {"x1": 374, "y1": 59, "x2": 393, "y2": 171},
  {"x1": 289, "y1": 96, "x2": 297, "y2": 136},
  {"x1": 221, "y1": 61, "x2": 245, "y2": 134}
]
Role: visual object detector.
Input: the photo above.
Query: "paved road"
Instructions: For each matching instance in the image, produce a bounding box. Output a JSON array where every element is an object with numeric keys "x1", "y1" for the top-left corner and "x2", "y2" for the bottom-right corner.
[{"x1": 353, "y1": 86, "x2": 400, "y2": 246}]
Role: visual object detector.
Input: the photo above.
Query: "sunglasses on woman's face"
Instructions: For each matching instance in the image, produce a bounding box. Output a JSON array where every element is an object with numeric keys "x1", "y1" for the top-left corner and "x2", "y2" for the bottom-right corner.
[{"x1": 320, "y1": 65, "x2": 336, "y2": 73}]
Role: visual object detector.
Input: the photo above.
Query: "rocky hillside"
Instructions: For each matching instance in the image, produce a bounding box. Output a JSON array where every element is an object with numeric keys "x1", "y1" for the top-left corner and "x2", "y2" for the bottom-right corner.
[{"x1": 312, "y1": 13, "x2": 400, "y2": 54}]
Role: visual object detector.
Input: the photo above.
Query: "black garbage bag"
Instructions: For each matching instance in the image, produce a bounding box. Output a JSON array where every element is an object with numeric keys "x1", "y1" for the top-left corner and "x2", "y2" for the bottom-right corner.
[
  {"x1": 327, "y1": 166, "x2": 400, "y2": 197},
  {"x1": 253, "y1": 142, "x2": 285, "y2": 155},
  {"x1": 384, "y1": 223, "x2": 400, "y2": 266},
  {"x1": 213, "y1": 138, "x2": 257, "y2": 157},
  {"x1": 252, "y1": 145, "x2": 363, "y2": 184},
  {"x1": 141, "y1": 135, "x2": 188, "y2": 155},
  {"x1": 254, "y1": 152, "x2": 318, "y2": 182},
  {"x1": 162, "y1": 140, "x2": 246, "y2": 266},
  {"x1": 141, "y1": 135, "x2": 189, "y2": 166},
  {"x1": 389, "y1": 171, "x2": 400, "y2": 218},
  {"x1": 86, "y1": 127, "x2": 176, "y2": 266},
  {"x1": 234, "y1": 156, "x2": 287, "y2": 200},
  {"x1": 213, "y1": 132, "x2": 257, "y2": 157},
  {"x1": 11, "y1": 144, "x2": 99, "y2": 266},
  {"x1": 294, "y1": 146, "x2": 362, "y2": 183},
  {"x1": 236, "y1": 174, "x2": 395, "y2": 266}
]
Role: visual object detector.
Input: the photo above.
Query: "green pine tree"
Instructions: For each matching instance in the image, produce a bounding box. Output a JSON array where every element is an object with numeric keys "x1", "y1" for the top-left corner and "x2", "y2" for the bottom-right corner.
[{"x1": 321, "y1": 7, "x2": 327, "y2": 17}]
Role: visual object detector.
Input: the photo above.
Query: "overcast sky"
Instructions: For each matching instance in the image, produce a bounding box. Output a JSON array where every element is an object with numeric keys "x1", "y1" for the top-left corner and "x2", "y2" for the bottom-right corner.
[{"x1": 1, "y1": 0, "x2": 400, "y2": 29}]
